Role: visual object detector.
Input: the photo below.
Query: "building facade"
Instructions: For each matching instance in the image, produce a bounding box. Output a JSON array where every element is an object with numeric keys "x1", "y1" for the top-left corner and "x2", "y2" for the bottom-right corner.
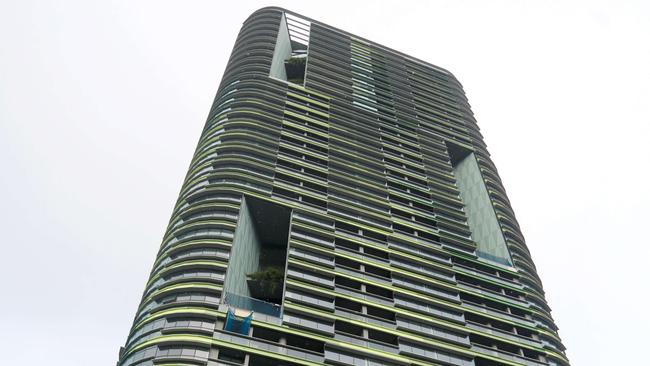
[{"x1": 118, "y1": 7, "x2": 569, "y2": 366}]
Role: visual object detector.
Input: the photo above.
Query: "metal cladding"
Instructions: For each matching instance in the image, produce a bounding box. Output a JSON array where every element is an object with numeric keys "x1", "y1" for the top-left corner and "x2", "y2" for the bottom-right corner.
[{"x1": 118, "y1": 7, "x2": 569, "y2": 366}]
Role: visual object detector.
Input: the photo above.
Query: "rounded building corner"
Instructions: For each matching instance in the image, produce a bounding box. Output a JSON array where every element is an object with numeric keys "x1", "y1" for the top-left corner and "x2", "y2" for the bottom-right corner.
[{"x1": 245, "y1": 6, "x2": 286, "y2": 19}]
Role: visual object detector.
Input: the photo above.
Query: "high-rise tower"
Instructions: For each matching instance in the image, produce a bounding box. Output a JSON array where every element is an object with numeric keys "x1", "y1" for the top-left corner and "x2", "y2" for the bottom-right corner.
[{"x1": 118, "y1": 7, "x2": 568, "y2": 366}]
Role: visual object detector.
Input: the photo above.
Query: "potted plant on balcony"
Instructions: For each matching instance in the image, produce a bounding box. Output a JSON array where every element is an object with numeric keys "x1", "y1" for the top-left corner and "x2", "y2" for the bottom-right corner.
[
  {"x1": 246, "y1": 266, "x2": 284, "y2": 302},
  {"x1": 284, "y1": 56, "x2": 306, "y2": 84}
]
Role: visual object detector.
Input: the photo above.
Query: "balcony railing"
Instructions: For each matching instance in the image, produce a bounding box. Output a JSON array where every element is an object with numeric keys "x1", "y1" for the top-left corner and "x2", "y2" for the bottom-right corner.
[{"x1": 223, "y1": 292, "x2": 282, "y2": 318}]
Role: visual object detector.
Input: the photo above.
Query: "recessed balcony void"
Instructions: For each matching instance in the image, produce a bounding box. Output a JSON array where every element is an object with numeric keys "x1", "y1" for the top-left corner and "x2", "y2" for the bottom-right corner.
[
  {"x1": 447, "y1": 141, "x2": 513, "y2": 267},
  {"x1": 223, "y1": 196, "x2": 292, "y2": 318},
  {"x1": 270, "y1": 12, "x2": 310, "y2": 85}
]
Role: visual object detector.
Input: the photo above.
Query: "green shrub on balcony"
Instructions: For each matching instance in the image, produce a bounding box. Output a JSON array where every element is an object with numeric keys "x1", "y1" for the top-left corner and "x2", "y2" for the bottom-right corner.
[
  {"x1": 285, "y1": 56, "x2": 306, "y2": 84},
  {"x1": 246, "y1": 266, "x2": 285, "y2": 302}
]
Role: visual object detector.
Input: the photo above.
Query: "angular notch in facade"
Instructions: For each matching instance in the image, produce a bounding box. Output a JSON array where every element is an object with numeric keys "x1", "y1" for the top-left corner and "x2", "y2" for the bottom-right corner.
[
  {"x1": 270, "y1": 13, "x2": 310, "y2": 85},
  {"x1": 223, "y1": 196, "x2": 291, "y2": 318},
  {"x1": 447, "y1": 141, "x2": 513, "y2": 266}
]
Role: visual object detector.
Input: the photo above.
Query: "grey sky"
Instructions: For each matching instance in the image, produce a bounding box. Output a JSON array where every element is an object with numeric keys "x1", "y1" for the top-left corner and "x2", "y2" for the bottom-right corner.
[{"x1": 0, "y1": 1, "x2": 648, "y2": 364}]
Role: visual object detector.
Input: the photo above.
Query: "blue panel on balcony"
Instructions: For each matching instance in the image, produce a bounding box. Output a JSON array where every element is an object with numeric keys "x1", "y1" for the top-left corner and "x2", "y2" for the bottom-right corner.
[{"x1": 224, "y1": 308, "x2": 253, "y2": 335}]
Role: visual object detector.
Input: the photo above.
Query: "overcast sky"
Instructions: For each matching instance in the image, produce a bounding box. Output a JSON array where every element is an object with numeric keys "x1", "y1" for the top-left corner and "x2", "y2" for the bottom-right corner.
[{"x1": 1, "y1": 0, "x2": 648, "y2": 365}]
